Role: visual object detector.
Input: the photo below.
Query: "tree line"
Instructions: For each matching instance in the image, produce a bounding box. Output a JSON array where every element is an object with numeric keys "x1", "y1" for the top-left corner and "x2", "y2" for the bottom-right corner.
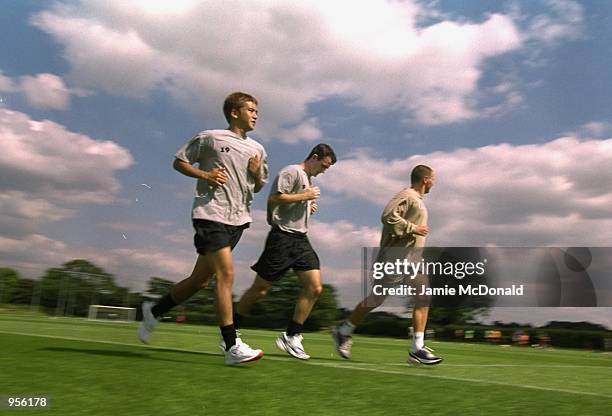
[
  {"x1": 2, "y1": 259, "x2": 610, "y2": 349},
  {"x1": 0, "y1": 258, "x2": 520, "y2": 330},
  {"x1": 0, "y1": 259, "x2": 340, "y2": 330}
]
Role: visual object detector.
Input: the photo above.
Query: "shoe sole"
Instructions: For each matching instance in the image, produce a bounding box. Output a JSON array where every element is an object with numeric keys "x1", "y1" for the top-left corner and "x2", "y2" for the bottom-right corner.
[
  {"x1": 408, "y1": 354, "x2": 443, "y2": 365},
  {"x1": 336, "y1": 350, "x2": 350, "y2": 359},
  {"x1": 276, "y1": 338, "x2": 310, "y2": 360},
  {"x1": 225, "y1": 350, "x2": 264, "y2": 365}
]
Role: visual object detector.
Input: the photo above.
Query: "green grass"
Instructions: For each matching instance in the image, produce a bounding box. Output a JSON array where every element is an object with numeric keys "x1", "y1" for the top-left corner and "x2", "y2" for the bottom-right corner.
[{"x1": 0, "y1": 314, "x2": 611, "y2": 416}]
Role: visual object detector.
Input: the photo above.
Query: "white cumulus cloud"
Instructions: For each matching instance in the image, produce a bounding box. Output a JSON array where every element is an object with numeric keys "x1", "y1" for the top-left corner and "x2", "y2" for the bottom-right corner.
[
  {"x1": 19, "y1": 73, "x2": 71, "y2": 110},
  {"x1": 0, "y1": 107, "x2": 133, "y2": 204},
  {"x1": 0, "y1": 104, "x2": 133, "y2": 261},
  {"x1": 0, "y1": 70, "x2": 17, "y2": 93},
  {"x1": 0, "y1": 70, "x2": 92, "y2": 110},
  {"x1": 31, "y1": 0, "x2": 525, "y2": 142},
  {"x1": 322, "y1": 135, "x2": 612, "y2": 246},
  {"x1": 526, "y1": 0, "x2": 585, "y2": 46}
]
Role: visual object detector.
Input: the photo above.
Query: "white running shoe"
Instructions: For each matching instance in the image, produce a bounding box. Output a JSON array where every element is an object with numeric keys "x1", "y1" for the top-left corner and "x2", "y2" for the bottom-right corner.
[
  {"x1": 408, "y1": 345, "x2": 443, "y2": 365},
  {"x1": 224, "y1": 338, "x2": 264, "y2": 365},
  {"x1": 137, "y1": 302, "x2": 159, "y2": 344},
  {"x1": 218, "y1": 330, "x2": 246, "y2": 351},
  {"x1": 276, "y1": 332, "x2": 310, "y2": 360}
]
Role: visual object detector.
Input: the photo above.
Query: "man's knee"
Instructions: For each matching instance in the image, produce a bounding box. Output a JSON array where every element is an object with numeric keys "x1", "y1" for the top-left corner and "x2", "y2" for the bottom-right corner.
[
  {"x1": 253, "y1": 285, "x2": 270, "y2": 299},
  {"x1": 306, "y1": 283, "x2": 323, "y2": 299},
  {"x1": 414, "y1": 295, "x2": 431, "y2": 308},
  {"x1": 365, "y1": 293, "x2": 386, "y2": 308},
  {"x1": 247, "y1": 275, "x2": 272, "y2": 298},
  {"x1": 215, "y1": 267, "x2": 235, "y2": 284}
]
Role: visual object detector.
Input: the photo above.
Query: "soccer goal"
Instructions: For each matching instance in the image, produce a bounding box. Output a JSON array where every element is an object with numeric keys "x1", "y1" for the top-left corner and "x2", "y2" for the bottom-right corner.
[{"x1": 88, "y1": 305, "x2": 136, "y2": 322}]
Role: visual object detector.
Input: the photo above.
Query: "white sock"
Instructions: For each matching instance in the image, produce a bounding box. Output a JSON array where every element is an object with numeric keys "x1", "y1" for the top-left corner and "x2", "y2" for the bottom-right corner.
[
  {"x1": 413, "y1": 332, "x2": 424, "y2": 351},
  {"x1": 339, "y1": 320, "x2": 355, "y2": 336}
]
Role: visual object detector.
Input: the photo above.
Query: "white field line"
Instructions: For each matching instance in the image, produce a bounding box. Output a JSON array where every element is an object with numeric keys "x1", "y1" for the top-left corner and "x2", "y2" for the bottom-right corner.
[
  {"x1": 4, "y1": 317, "x2": 605, "y2": 360},
  {"x1": 2, "y1": 330, "x2": 612, "y2": 399},
  {"x1": 2, "y1": 320, "x2": 609, "y2": 363},
  {"x1": 384, "y1": 363, "x2": 612, "y2": 369}
]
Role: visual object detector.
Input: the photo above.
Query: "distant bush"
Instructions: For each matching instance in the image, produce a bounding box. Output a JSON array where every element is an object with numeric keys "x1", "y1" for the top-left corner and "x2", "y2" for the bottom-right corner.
[{"x1": 334, "y1": 317, "x2": 611, "y2": 350}]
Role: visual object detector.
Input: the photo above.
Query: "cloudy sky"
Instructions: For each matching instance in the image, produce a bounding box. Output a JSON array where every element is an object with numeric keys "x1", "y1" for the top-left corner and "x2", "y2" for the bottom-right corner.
[{"x1": 1, "y1": 0, "x2": 611, "y2": 327}]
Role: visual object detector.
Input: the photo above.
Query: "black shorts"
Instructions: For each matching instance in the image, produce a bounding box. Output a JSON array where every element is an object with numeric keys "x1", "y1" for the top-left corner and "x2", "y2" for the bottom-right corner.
[
  {"x1": 192, "y1": 219, "x2": 249, "y2": 255},
  {"x1": 251, "y1": 227, "x2": 320, "y2": 282}
]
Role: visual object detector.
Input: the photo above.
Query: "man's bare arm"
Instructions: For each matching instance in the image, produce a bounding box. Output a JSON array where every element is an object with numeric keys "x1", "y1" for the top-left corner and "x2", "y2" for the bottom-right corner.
[
  {"x1": 269, "y1": 186, "x2": 320, "y2": 204},
  {"x1": 173, "y1": 158, "x2": 227, "y2": 186}
]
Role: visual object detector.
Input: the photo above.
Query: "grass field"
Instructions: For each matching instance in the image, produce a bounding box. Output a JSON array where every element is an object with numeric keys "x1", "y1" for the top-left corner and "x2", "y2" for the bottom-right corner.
[{"x1": 0, "y1": 313, "x2": 611, "y2": 416}]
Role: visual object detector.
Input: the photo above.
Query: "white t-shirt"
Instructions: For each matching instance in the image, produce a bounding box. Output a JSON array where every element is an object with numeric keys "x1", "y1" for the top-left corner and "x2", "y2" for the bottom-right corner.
[
  {"x1": 267, "y1": 164, "x2": 311, "y2": 234},
  {"x1": 175, "y1": 129, "x2": 268, "y2": 226}
]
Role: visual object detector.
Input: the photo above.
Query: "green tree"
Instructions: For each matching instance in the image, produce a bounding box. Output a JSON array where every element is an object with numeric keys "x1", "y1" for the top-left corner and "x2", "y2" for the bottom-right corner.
[
  {"x1": 146, "y1": 277, "x2": 176, "y2": 297},
  {"x1": 425, "y1": 307, "x2": 490, "y2": 326},
  {"x1": 10, "y1": 278, "x2": 36, "y2": 305},
  {"x1": 246, "y1": 272, "x2": 340, "y2": 330},
  {"x1": 180, "y1": 279, "x2": 219, "y2": 323},
  {"x1": 40, "y1": 259, "x2": 121, "y2": 316},
  {"x1": 412, "y1": 247, "x2": 492, "y2": 327},
  {"x1": 142, "y1": 276, "x2": 220, "y2": 324},
  {"x1": 0, "y1": 267, "x2": 20, "y2": 304}
]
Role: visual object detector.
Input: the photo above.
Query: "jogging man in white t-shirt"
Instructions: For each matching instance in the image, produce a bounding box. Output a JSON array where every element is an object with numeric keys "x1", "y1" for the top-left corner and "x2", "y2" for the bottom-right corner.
[
  {"x1": 138, "y1": 92, "x2": 268, "y2": 365},
  {"x1": 234, "y1": 144, "x2": 336, "y2": 360}
]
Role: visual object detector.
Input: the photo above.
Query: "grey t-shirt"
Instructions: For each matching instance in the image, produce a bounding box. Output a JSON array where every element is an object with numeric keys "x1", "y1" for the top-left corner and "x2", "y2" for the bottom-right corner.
[
  {"x1": 267, "y1": 164, "x2": 311, "y2": 234},
  {"x1": 175, "y1": 129, "x2": 268, "y2": 226}
]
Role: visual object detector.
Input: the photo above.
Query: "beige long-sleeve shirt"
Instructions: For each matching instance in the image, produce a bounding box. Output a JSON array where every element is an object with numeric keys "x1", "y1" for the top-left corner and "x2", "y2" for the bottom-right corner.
[{"x1": 379, "y1": 187, "x2": 428, "y2": 248}]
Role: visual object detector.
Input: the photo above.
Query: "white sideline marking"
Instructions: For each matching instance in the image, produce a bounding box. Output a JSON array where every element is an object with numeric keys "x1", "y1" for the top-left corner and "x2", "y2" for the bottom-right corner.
[
  {"x1": 301, "y1": 361, "x2": 612, "y2": 399},
  {"x1": 1, "y1": 330, "x2": 611, "y2": 399},
  {"x1": 386, "y1": 363, "x2": 612, "y2": 369}
]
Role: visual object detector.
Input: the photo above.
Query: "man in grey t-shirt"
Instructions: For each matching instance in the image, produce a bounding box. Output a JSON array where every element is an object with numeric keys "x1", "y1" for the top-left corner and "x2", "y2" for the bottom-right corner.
[
  {"x1": 137, "y1": 92, "x2": 268, "y2": 365},
  {"x1": 266, "y1": 164, "x2": 311, "y2": 234},
  {"x1": 235, "y1": 144, "x2": 336, "y2": 360}
]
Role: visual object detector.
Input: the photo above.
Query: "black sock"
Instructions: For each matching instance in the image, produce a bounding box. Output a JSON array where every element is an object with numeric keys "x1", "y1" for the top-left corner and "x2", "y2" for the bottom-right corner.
[
  {"x1": 286, "y1": 320, "x2": 303, "y2": 337},
  {"x1": 234, "y1": 313, "x2": 245, "y2": 328},
  {"x1": 221, "y1": 324, "x2": 237, "y2": 351},
  {"x1": 151, "y1": 293, "x2": 177, "y2": 318}
]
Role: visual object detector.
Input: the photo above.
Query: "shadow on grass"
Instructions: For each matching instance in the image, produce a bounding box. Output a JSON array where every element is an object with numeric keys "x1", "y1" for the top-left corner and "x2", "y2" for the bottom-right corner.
[
  {"x1": 257, "y1": 350, "x2": 442, "y2": 368},
  {"x1": 254, "y1": 350, "x2": 367, "y2": 363},
  {"x1": 40, "y1": 346, "x2": 219, "y2": 365},
  {"x1": 40, "y1": 346, "x2": 264, "y2": 369},
  {"x1": 147, "y1": 347, "x2": 264, "y2": 369}
]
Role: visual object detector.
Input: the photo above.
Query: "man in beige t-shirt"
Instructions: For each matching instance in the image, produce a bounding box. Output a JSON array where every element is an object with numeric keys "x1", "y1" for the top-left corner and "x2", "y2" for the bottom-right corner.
[{"x1": 332, "y1": 165, "x2": 442, "y2": 365}]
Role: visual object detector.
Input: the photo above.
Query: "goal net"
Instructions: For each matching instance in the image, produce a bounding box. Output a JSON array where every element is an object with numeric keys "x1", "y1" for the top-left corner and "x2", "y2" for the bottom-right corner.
[{"x1": 88, "y1": 305, "x2": 136, "y2": 322}]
